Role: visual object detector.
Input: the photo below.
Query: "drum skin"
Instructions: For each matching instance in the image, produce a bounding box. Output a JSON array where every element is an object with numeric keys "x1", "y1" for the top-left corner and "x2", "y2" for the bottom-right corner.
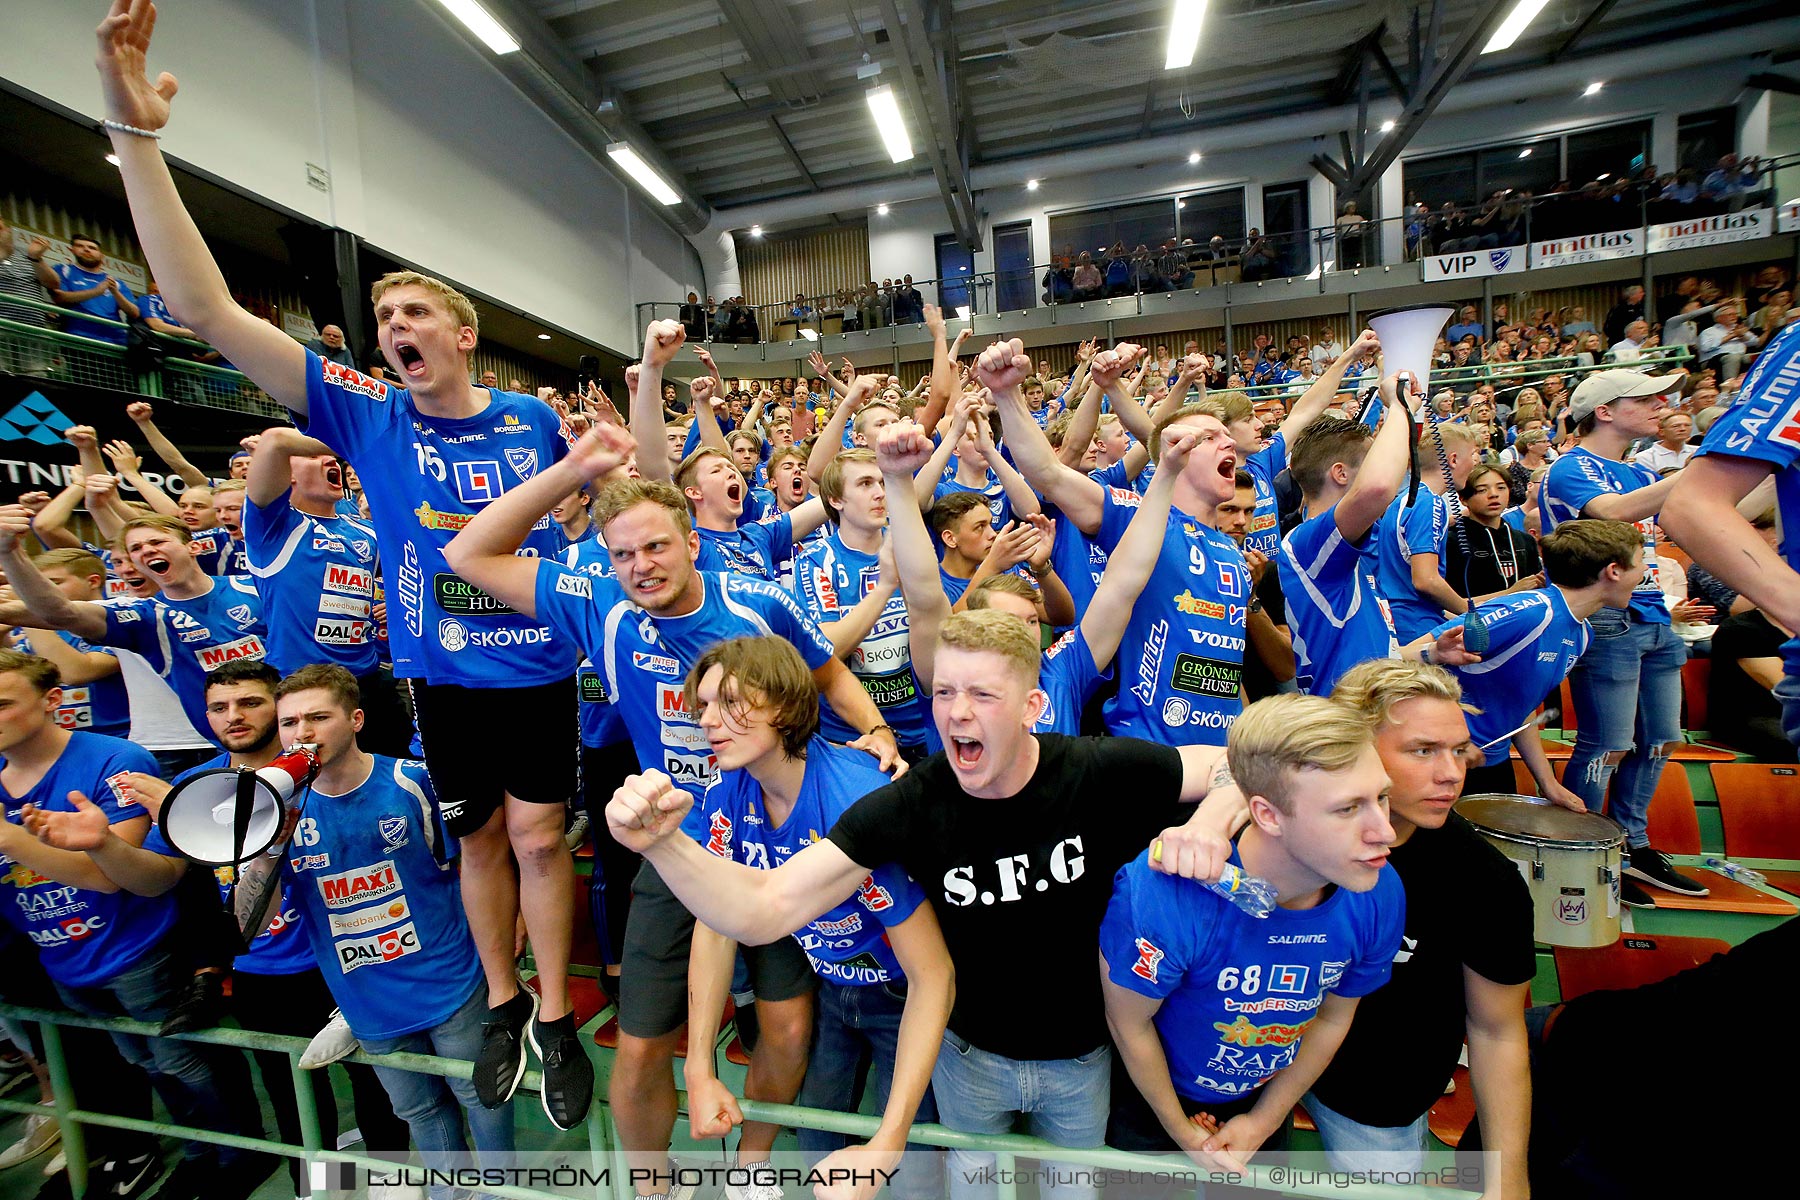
[{"x1": 1455, "y1": 793, "x2": 1626, "y2": 948}]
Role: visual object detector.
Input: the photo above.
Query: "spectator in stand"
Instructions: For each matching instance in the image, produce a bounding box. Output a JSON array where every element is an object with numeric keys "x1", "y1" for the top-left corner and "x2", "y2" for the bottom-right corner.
[
  {"x1": 1752, "y1": 289, "x2": 1792, "y2": 336},
  {"x1": 858, "y1": 283, "x2": 887, "y2": 331},
  {"x1": 1155, "y1": 239, "x2": 1192, "y2": 290},
  {"x1": 1605, "y1": 320, "x2": 1651, "y2": 365},
  {"x1": 1102, "y1": 242, "x2": 1132, "y2": 297},
  {"x1": 1447, "y1": 306, "x2": 1485, "y2": 346},
  {"x1": 478, "y1": 370, "x2": 498, "y2": 388},
  {"x1": 1561, "y1": 307, "x2": 1598, "y2": 339},
  {"x1": 1240, "y1": 229, "x2": 1278, "y2": 280},
  {"x1": 1070, "y1": 252, "x2": 1103, "y2": 301},
  {"x1": 1697, "y1": 299, "x2": 1751, "y2": 381},
  {"x1": 896, "y1": 275, "x2": 924, "y2": 324},
  {"x1": 1042, "y1": 253, "x2": 1074, "y2": 306},
  {"x1": 1126, "y1": 245, "x2": 1157, "y2": 293},
  {"x1": 1335, "y1": 201, "x2": 1368, "y2": 268},
  {"x1": 1701, "y1": 153, "x2": 1757, "y2": 204},
  {"x1": 1312, "y1": 328, "x2": 1344, "y2": 367},
  {"x1": 0, "y1": 215, "x2": 58, "y2": 329},
  {"x1": 1604, "y1": 286, "x2": 1646, "y2": 345},
  {"x1": 48, "y1": 233, "x2": 139, "y2": 344},
  {"x1": 304, "y1": 324, "x2": 354, "y2": 370},
  {"x1": 1633, "y1": 412, "x2": 1696, "y2": 476},
  {"x1": 1708, "y1": 602, "x2": 1797, "y2": 762},
  {"x1": 679, "y1": 290, "x2": 707, "y2": 340}
]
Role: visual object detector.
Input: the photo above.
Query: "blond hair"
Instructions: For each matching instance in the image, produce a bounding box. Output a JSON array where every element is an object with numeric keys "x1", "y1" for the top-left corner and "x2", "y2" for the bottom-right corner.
[
  {"x1": 1227, "y1": 694, "x2": 1374, "y2": 815},
  {"x1": 938, "y1": 609, "x2": 1040, "y2": 684},
  {"x1": 1415, "y1": 420, "x2": 1476, "y2": 472},
  {"x1": 592, "y1": 478, "x2": 692, "y2": 538},
  {"x1": 1151, "y1": 399, "x2": 1229, "y2": 463},
  {"x1": 120, "y1": 513, "x2": 192, "y2": 544},
  {"x1": 370, "y1": 270, "x2": 479, "y2": 341},
  {"x1": 819, "y1": 449, "x2": 877, "y2": 525},
  {"x1": 966, "y1": 573, "x2": 1040, "y2": 607},
  {"x1": 32, "y1": 548, "x2": 106, "y2": 579},
  {"x1": 1331, "y1": 659, "x2": 1474, "y2": 729},
  {"x1": 212, "y1": 479, "x2": 247, "y2": 496}
]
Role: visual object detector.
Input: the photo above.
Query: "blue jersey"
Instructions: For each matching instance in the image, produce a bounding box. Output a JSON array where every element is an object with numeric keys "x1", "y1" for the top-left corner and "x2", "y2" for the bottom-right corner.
[
  {"x1": 1375, "y1": 490, "x2": 1454, "y2": 642},
  {"x1": 791, "y1": 531, "x2": 928, "y2": 747},
  {"x1": 692, "y1": 739, "x2": 924, "y2": 987},
  {"x1": 1431, "y1": 588, "x2": 1592, "y2": 766},
  {"x1": 1241, "y1": 434, "x2": 1288, "y2": 559},
  {"x1": 1095, "y1": 486, "x2": 1249, "y2": 746},
  {"x1": 283, "y1": 757, "x2": 481, "y2": 1040},
  {"x1": 532, "y1": 566, "x2": 836, "y2": 803},
  {"x1": 1540, "y1": 446, "x2": 1668, "y2": 624},
  {"x1": 243, "y1": 491, "x2": 380, "y2": 674},
  {"x1": 696, "y1": 513, "x2": 796, "y2": 583},
  {"x1": 186, "y1": 527, "x2": 248, "y2": 577},
  {"x1": 1277, "y1": 505, "x2": 1399, "y2": 697},
  {"x1": 99, "y1": 577, "x2": 267, "y2": 737},
  {"x1": 934, "y1": 477, "x2": 1013, "y2": 533},
  {"x1": 1089, "y1": 458, "x2": 1154, "y2": 497},
  {"x1": 1099, "y1": 845, "x2": 1403, "y2": 1103},
  {"x1": 51, "y1": 263, "x2": 133, "y2": 344},
  {"x1": 560, "y1": 532, "x2": 627, "y2": 749},
  {"x1": 141, "y1": 754, "x2": 315, "y2": 976},
  {"x1": 1, "y1": 733, "x2": 174, "y2": 987},
  {"x1": 295, "y1": 350, "x2": 573, "y2": 685},
  {"x1": 14, "y1": 631, "x2": 131, "y2": 738},
  {"x1": 741, "y1": 488, "x2": 779, "y2": 524},
  {"x1": 1693, "y1": 320, "x2": 1800, "y2": 681}
]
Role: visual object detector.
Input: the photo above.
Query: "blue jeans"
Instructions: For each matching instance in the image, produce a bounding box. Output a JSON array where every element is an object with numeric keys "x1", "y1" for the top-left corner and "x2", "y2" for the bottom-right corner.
[
  {"x1": 360, "y1": 983, "x2": 515, "y2": 1200},
  {"x1": 1565, "y1": 609, "x2": 1685, "y2": 847},
  {"x1": 931, "y1": 1031, "x2": 1110, "y2": 1200},
  {"x1": 797, "y1": 980, "x2": 940, "y2": 1200},
  {"x1": 1303, "y1": 1091, "x2": 1428, "y2": 1173},
  {"x1": 53, "y1": 944, "x2": 263, "y2": 1165},
  {"x1": 1777, "y1": 639, "x2": 1800, "y2": 747}
]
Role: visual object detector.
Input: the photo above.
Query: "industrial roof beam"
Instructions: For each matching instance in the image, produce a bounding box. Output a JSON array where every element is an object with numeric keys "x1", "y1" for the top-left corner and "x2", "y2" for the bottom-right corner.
[
  {"x1": 877, "y1": 0, "x2": 982, "y2": 249},
  {"x1": 1550, "y1": 0, "x2": 1624, "y2": 65}
]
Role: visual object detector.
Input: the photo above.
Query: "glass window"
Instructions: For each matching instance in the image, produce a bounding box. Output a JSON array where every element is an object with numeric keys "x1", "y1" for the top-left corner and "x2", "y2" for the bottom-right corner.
[
  {"x1": 1175, "y1": 188, "x2": 1246, "y2": 246},
  {"x1": 993, "y1": 222, "x2": 1034, "y2": 312},
  {"x1": 1676, "y1": 108, "x2": 1736, "y2": 173},
  {"x1": 935, "y1": 234, "x2": 975, "y2": 314},
  {"x1": 1567, "y1": 121, "x2": 1653, "y2": 182}
]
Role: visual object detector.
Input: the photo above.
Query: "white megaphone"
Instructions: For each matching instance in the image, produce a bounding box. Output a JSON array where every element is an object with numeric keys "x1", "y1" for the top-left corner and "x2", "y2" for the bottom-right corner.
[
  {"x1": 1366, "y1": 305, "x2": 1455, "y2": 408},
  {"x1": 158, "y1": 744, "x2": 321, "y2": 866}
]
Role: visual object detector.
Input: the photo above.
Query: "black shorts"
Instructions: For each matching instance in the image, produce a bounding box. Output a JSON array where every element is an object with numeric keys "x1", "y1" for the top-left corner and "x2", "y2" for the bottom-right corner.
[
  {"x1": 617, "y1": 863, "x2": 815, "y2": 1040},
  {"x1": 411, "y1": 675, "x2": 579, "y2": 838}
]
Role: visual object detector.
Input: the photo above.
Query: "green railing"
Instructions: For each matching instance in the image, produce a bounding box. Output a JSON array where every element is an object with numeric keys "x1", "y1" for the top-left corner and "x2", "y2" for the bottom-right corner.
[
  {"x1": 0, "y1": 296, "x2": 286, "y2": 421},
  {"x1": 0, "y1": 1003, "x2": 1480, "y2": 1200}
]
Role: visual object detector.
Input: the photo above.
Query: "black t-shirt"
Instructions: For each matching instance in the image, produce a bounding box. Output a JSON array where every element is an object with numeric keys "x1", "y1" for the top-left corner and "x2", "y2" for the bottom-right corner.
[
  {"x1": 1308, "y1": 812, "x2": 1535, "y2": 1126},
  {"x1": 1243, "y1": 566, "x2": 1290, "y2": 702},
  {"x1": 1443, "y1": 520, "x2": 1541, "y2": 601},
  {"x1": 827, "y1": 735, "x2": 1186, "y2": 1060},
  {"x1": 1708, "y1": 610, "x2": 1795, "y2": 759}
]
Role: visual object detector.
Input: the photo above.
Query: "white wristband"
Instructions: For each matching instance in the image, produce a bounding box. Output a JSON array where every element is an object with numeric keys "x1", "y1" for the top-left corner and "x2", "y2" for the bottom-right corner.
[{"x1": 103, "y1": 119, "x2": 161, "y2": 140}]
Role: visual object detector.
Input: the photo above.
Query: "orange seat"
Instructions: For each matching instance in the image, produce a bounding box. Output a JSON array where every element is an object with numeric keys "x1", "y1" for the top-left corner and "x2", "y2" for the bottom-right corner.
[
  {"x1": 570, "y1": 872, "x2": 605, "y2": 970},
  {"x1": 1660, "y1": 542, "x2": 1693, "y2": 571},
  {"x1": 1680, "y1": 658, "x2": 1710, "y2": 732},
  {"x1": 1558, "y1": 679, "x2": 1576, "y2": 732},
  {"x1": 1638, "y1": 767, "x2": 1797, "y2": 915},
  {"x1": 1291, "y1": 1103, "x2": 1316, "y2": 1132},
  {"x1": 1762, "y1": 870, "x2": 1800, "y2": 897},
  {"x1": 522, "y1": 973, "x2": 608, "y2": 1029},
  {"x1": 592, "y1": 998, "x2": 752, "y2": 1066},
  {"x1": 1554, "y1": 934, "x2": 1730, "y2": 1001},
  {"x1": 1428, "y1": 1065, "x2": 1476, "y2": 1147},
  {"x1": 1512, "y1": 759, "x2": 1538, "y2": 794},
  {"x1": 1711, "y1": 764, "x2": 1800, "y2": 858}
]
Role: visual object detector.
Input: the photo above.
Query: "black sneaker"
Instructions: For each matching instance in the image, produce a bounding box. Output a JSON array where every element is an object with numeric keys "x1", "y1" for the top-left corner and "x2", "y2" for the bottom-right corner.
[
  {"x1": 141, "y1": 1156, "x2": 207, "y2": 1200},
  {"x1": 77, "y1": 1150, "x2": 161, "y2": 1200},
  {"x1": 1620, "y1": 878, "x2": 1656, "y2": 909},
  {"x1": 473, "y1": 988, "x2": 538, "y2": 1108},
  {"x1": 1627, "y1": 846, "x2": 1710, "y2": 896},
  {"x1": 527, "y1": 1013, "x2": 595, "y2": 1131},
  {"x1": 158, "y1": 972, "x2": 226, "y2": 1038}
]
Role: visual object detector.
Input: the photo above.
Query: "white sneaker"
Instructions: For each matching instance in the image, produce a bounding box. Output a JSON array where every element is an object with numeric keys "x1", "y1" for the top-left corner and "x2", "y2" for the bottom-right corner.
[
  {"x1": 299, "y1": 1008, "x2": 360, "y2": 1069},
  {"x1": 40, "y1": 1148, "x2": 66, "y2": 1178},
  {"x1": 0, "y1": 1107, "x2": 59, "y2": 1169},
  {"x1": 564, "y1": 811, "x2": 590, "y2": 851},
  {"x1": 724, "y1": 1163, "x2": 785, "y2": 1200}
]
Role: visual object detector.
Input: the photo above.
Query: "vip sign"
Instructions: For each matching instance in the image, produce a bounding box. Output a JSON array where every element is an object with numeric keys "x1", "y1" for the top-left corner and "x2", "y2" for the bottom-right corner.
[{"x1": 1421, "y1": 248, "x2": 1528, "y2": 282}]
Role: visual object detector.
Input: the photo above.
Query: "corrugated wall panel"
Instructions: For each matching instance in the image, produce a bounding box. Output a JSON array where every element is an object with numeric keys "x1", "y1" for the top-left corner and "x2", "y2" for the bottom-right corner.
[{"x1": 736, "y1": 224, "x2": 871, "y2": 310}]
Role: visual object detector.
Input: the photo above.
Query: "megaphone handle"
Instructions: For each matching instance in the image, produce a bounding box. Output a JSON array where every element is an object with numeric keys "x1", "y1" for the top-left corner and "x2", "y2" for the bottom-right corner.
[
  {"x1": 1422, "y1": 401, "x2": 1490, "y2": 655},
  {"x1": 232, "y1": 768, "x2": 259, "y2": 866}
]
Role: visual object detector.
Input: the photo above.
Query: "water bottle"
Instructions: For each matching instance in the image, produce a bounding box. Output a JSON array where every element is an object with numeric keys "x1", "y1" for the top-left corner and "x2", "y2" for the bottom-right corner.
[
  {"x1": 1210, "y1": 863, "x2": 1279, "y2": 918},
  {"x1": 1703, "y1": 856, "x2": 1766, "y2": 886}
]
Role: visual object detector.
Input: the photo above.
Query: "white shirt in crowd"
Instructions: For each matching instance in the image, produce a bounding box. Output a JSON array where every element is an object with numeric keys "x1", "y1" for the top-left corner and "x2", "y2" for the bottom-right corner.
[{"x1": 1633, "y1": 442, "x2": 1696, "y2": 475}]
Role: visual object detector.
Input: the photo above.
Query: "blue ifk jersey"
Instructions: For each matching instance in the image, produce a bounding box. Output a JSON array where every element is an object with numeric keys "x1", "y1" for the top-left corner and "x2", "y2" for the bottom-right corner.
[
  {"x1": 1, "y1": 733, "x2": 174, "y2": 988},
  {"x1": 1375, "y1": 489, "x2": 1454, "y2": 642},
  {"x1": 692, "y1": 739, "x2": 924, "y2": 986},
  {"x1": 13, "y1": 631, "x2": 130, "y2": 738},
  {"x1": 296, "y1": 350, "x2": 574, "y2": 685},
  {"x1": 99, "y1": 577, "x2": 267, "y2": 738},
  {"x1": 1099, "y1": 844, "x2": 1403, "y2": 1104},
  {"x1": 696, "y1": 512, "x2": 796, "y2": 583},
  {"x1": 186, "y1": 526, "x2": 248, "y2": 577},
  {"x1": 934, "y1": 477, "x2": 1013, "y2": 532},
  {"x1": 1095, "y1": 486, "x2": 1249, "y2": 746},
  {"x1": 283, "y1": 757, "x2": 481, "y2": 1040},
  {"x1": 1693, "y1": 319, "x2": 1800, "y2": 679},
  {"x1": 791, "y1": 530, "x2": 927, "y2": 747},
  {"x1": 1430, "y1": 587, "x2": 1591, "y2": 766},
  {"x1": 532, "y1": 566, "x2": 837, "y2": 803},
  {"x1": 561, "y1": 531, "x2": 627, "y2": 749},
  {"x1": 1277, "y1": 505, "x2": 1398, "y2": 697},
  {"x1": 243, "y1": 490, "x2": 380, "y2": 674},
  {"x1": 1241, "y1": 433, "x2": 1288, "y2": 559},
  {"x1": 1540, "y1": 445, "x2": 1669, "y2": 625}
]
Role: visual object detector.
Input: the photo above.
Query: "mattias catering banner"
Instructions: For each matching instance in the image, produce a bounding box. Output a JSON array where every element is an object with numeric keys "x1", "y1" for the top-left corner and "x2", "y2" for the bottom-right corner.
[{"x1": 0, "y1": 374, "x2": 275, "y2": 502}]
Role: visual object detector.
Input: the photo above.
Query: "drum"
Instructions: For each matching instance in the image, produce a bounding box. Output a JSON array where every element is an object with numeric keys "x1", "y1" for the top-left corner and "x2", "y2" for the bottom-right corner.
[{"x1": 1455, "y1": 793, "x2": 1625, "y2": 948}]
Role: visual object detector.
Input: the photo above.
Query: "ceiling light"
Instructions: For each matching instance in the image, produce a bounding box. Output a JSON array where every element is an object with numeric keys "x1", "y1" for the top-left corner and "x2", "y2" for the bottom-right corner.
[
  {"x1": 877, "y1": 203, "x2": 890, "y2": 216},
  {"x1": 1519, "y1": 147, "x2": 1533, "y2": 158},
  {"x1": 866, "y1": 86, "x2": 914, "y2": 163},
  {"x1": 105, "y1": 153, "x2": 120, "y2": 166},
  {"x1": 1583, "y1": 81, "x2": 1604, "y2": 97},
  {"x1": 1188, "y1": 151, "x2": 1201, "y2": 165},
  {"x1": 606, "y1": 143, "x2": 680, "y2": 206},
  {"x1": 1483, "y1": 0, "x2": 1551, "y2": 54},
  {"x1": 537, "y1": 333, "x2": 551, "y2": 341},
  {"x1": 1379, "y1": 119, "x2": 1396, "y2": 133},
  {"x1": 1164, "y1": 0, "x2": 1208, "y2": 71},
  {"x1": 1026, "y1": 178, "x2": 1040, "y2": 191},
  {"x1": 432, "y1": 0, "x2": 520, "y2": 55},
  {"x1": 1176, "y1": 200, "x2": 1186, "y2": 209},
  {"x1": 750, "y1": 225, "x2": 764, "y2": 237}
]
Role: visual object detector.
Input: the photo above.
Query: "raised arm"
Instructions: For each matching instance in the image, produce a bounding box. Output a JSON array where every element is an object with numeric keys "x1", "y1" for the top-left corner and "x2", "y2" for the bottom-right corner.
[
  {"x1": 1280, "y1": 329, "x2": 1379, "y2": 441},
  {"x1": 10, "y1": 625, "x2": 120, "y2": 686},
  {"x1": 913, "y1": 401, "x2": 966, "y2": 510},
  {"x1": 821, "y1": 539, "x2": 900, "y2": 658},
  {"x1": 82, "y1": 475, "x2": 132, "y2": 543},
  {"x1": 972, "y1": 408, "x2": 1040, "y2": 519},
  {"x1": 1081, "y1": 428, "x2": 1195, "y2": 669},
  {"x1": 1336, "y1": 373, "x2": 1412, "y2": 542},
  {"x1": 25, "y1": 484, "x2": 85, "y2": 551},
  {"x1": 95, "y1": 1, "x2": 307, "y2": 413},
  {"x1": 807, "y1": 373, "x2": 870, "y2": 483},
  {"x1": 1056, "y1": 378, "x2": 1107, "y2": 469},
  {"x1": 246, "y1": 426, "x2": 333, "y2": 507},
  {"x1": 628, "y1": 320, "x2": 687, "y2": 482},
  {"x1": 0, "y1": 509, "x2": 109, "y2": 641},
  {"x1": 125, "y1": 402, "x2": 208, "y2": 488},
  {"x1": 915, "y1": 306, "x2": 964, "y2": 434},
  {"x1": 444, "y1": 422, "x2": 636, "y2": 615},
  {"x1": 982, "y1": 340, "x2": 1107, "y2": 533},
  {"x1": 878, "y1": 424, "x2": 953, "y2": 690}
]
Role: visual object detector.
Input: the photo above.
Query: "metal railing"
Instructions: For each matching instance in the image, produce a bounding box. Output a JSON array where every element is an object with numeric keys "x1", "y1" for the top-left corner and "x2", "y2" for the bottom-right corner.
[
  {"x1": 0, "y1": 296, "x2": 287, "y2": 420},
  {"x1": 1, "y1": 1003, "x2": 1477, "y2": 1200},
  {"x1": 640, "y1": 160, "x2": 1798, "y2": 345}
]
